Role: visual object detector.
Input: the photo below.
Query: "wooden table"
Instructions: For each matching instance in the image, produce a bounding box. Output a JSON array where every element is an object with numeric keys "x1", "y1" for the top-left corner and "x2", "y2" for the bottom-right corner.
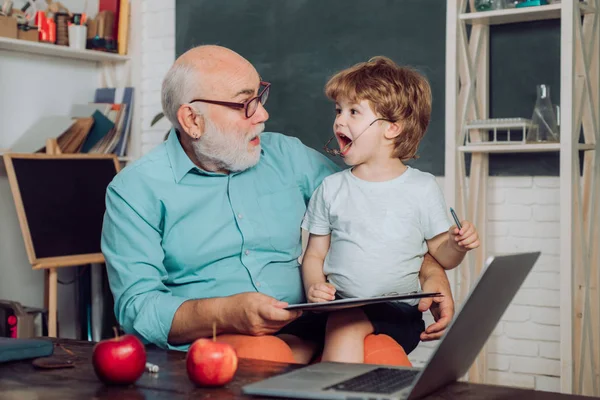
[{"x1": 0, "y1": 339, "x2": 591, "y2": 399}]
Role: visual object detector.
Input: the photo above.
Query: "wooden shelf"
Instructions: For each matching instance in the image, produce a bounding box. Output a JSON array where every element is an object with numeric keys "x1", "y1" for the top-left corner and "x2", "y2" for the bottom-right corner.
[
  {"x1": 1, "y1": 151, "x2": 133, "y2": 161},
  {"x1": 458, "y1": 143, "x2": 596, "y2": 153},
  {"x1": 460, "y1": 3, "x2": 596, "y2": 25},
  {"x1": 0, "y1": 36, "x2": 129, "y2": 63}
]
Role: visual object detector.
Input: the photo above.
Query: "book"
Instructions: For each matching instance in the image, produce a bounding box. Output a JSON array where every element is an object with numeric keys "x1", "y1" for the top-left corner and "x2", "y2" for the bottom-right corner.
[
  {"x1": 94, "y1": 87, "x2": 134, "y2": 156},
  {"x1": 285, "y1": 291, "x2": 442, "y2": 312},
  {"x1": 80, "y1": 110, "x2": 115, "y2": 153},
  {"x1": 56, "y1": 117, "x2": 95, "y2": 153}
]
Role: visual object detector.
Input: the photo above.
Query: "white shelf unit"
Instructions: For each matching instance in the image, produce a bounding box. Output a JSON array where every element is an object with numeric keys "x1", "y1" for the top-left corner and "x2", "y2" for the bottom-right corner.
[
  {"x1": 1, "y1": 152, "x2": 130, "y2": 162},
  {"x1": 446, "y1": 0, "x2": 599, "y2": 395},
  {"x1": 0, "y1": 1, "x2": 142, "y2": 340},
  {"x1": 459, "y1": 2, "x2": 596, "y2": 25},
  {"x1": 459, "y1": 143, "x2": 596, "y2": 153},
  {"x1": 0, "y1": 36, "x2": 129, "y2": 63},
  {"x1": 0, "y1": 35, "x2": 134, "y2": 163}
]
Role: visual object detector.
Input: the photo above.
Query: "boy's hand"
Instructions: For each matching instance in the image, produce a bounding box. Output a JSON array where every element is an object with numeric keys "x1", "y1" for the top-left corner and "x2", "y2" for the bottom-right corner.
[
  {"x1": 307, "y1": 283, "x2": 336, "y2": 303},
  {"x1": 449, "y1": 220, "x2": 480, "y2": 252}
]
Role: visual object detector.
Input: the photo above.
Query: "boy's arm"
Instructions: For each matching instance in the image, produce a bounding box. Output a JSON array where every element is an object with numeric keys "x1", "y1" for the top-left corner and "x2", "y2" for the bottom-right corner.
[
  {"x1": 301, "y1": 233, "x2": 335, "y2": 302},
  {"x1": 298, "y1": 169, "x2": 333, "y2": 301},
  {"x1": 421, "y1": 177, "x2": 462, "y2": 270},
  {"x1": 426, "y1": 232, "x2": 466, "y2": 270},
  {"x1": 426, "y1": 221, "x2": 480, "y2": 270}
]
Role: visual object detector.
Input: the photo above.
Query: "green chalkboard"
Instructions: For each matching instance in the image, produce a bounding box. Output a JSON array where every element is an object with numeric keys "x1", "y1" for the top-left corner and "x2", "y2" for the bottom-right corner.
[
  {"x1": 486, "y1": 19, "x2": 561, "y2": 176},
  {"x1": 176, "y1": 1, "x2": 561, "y2": 176},
  {"x1": 175, "y1": 0, "x2": 446, "y2": 175}
]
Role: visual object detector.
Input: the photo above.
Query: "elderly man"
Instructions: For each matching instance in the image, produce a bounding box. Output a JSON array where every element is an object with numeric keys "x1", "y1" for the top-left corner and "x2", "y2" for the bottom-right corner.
[{"x1": 101, "y1": 45, "x2": 454, "y2": 364}]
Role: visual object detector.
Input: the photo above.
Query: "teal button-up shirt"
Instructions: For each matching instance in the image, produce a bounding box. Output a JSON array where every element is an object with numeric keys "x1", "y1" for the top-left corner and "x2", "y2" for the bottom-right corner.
[{"x1": 101, "y1": 130, "x2": 338, "y2": 350}]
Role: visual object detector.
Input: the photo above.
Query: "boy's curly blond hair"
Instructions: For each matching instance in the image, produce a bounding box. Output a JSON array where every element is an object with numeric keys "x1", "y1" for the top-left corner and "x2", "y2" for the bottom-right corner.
[{"x1": 325, "y1": 56, "x2": 432, "y2": 161}]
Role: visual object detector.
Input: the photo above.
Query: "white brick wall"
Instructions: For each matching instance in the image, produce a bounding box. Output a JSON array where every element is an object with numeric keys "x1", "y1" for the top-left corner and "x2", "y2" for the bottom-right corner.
[
  {"x1": 488, "y1": 176, "x2": 561, "y2": 392},
  {"x1": 139, "y1": 0, "x2": 176, "y2": 155},
  {"x1": 138, "y1": 1, "x2": 563, "y2": 393},
  {"x1": 411, "y1": 177, "x2": 562, "y2": 392}
]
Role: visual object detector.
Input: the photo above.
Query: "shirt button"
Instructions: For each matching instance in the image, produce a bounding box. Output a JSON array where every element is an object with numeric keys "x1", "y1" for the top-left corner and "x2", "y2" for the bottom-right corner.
[
  {"x1": 237, "y1": 213, "x2": 243, "y2": 219},
  {"x1": 255, "y1": 281, "x2": 261, "y2": 287},
  {"x1": 245, "y1": 250, "x2": 250, "y2": 256}
]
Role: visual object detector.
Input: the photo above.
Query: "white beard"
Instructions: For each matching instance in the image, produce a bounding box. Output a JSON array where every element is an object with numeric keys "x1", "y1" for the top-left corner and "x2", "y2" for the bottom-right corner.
[{"x1": 192, "y1": 119, "x2": 264, "y2": 172}]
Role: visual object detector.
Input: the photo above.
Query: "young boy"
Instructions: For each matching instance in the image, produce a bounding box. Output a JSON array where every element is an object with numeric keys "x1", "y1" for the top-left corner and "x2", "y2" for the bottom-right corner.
[{"x1": 299, "y1": 56, "x2": 480, "y2": 363}]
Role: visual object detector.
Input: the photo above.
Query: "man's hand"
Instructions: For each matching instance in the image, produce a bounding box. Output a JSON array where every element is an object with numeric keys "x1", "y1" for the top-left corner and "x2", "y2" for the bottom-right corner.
[
  {"x1": 168, "y1": 292, "x2": 302, "y2": 345},
  {"x1": 223, "y1": 292, "x2": 302, "y2": 336},
  {"x1": 418, "y1": 254, "x2": 455, "y2": 341},
  {"x1": 307, "y1": 282, "x2": 336, "y2": 303}
]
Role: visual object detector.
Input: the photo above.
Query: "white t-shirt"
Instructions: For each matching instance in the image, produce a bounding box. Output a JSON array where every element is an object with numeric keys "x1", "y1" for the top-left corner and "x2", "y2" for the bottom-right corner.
[{"x1": 301, "y1": 167, "x2": 451, "y2": 304}]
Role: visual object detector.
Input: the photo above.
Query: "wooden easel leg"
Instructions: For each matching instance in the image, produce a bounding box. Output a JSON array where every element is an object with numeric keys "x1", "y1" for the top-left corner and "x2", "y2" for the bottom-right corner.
[
  {"x1": 44, "y1": 138, "x2": 61, "y2": 338},
  {"x1": 44, "y1": 270, "x2": 49, "y2": 309},
  {"x1": 48, "y1": 268, "x2": 58, "y2": 337}
]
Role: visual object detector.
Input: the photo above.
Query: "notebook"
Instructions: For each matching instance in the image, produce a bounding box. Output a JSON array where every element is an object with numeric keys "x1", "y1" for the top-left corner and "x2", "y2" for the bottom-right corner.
[{"x1": 0, "y1": 337, "x2": 54, "y2": 363}]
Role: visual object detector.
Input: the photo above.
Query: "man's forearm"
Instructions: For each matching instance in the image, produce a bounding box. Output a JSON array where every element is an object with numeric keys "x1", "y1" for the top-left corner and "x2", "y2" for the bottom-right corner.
[
  {"x1": 419, "y1": 253, "x2": 451, "y2": 287},
  {"x1": 168, "y1": 296, "x2": 231, "y2": 345},
  {"x1": 418, "y1": 253, "x2": 455, "y2": 340}
]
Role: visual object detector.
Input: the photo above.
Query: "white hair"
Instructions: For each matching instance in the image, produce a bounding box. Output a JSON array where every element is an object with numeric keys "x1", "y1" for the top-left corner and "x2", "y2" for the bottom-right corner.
[{"x1": 161, "y1": 61, "x2": 200, "y2": 133}]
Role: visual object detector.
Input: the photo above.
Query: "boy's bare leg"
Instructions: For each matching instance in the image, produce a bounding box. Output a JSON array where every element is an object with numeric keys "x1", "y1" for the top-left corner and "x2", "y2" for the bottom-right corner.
[
  {"x1": 278, "y1": 334, "x2": 318, "y2": 364},
  {"x1": 321, "y1": 308, "x2": 374, "y2": 363}
]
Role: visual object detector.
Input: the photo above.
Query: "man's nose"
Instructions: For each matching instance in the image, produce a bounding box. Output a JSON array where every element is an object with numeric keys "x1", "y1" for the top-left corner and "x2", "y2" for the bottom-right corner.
[{"x1": 252, "y1": 102, "x2": 269, "y2": 124}]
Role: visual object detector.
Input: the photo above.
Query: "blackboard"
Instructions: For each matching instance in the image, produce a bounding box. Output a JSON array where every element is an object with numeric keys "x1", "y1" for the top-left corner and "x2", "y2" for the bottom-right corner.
[
  {"x1": 4, "y1": 155, "x2": 119, "y2": 262},
  {"x1": 486, "y1": 20, "x2": 561, "y2": 176},
  {"x1": 176, "y1": 0, "x2": 562, "y2": 176},
  {"x1": 176, "y1": 0, "x2": 446, "y2": 175}
]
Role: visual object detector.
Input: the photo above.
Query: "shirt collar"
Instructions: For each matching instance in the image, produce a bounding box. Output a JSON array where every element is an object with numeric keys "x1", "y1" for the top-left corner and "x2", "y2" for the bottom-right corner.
[{"x1": 165, "y1": 128, "x2": 202, "y2": 183}]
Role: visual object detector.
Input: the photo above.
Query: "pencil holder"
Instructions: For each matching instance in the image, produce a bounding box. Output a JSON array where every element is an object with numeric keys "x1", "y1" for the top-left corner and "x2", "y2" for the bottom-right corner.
[{"x1": 68, "y1": 25, "x2": 87, "y2": 50}]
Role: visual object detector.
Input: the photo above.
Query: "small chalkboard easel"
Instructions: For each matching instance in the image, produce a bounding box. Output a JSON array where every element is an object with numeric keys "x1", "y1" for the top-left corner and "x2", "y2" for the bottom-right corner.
[{"x1": 3, "y1": 139, "x2": 120, "y2": 337}]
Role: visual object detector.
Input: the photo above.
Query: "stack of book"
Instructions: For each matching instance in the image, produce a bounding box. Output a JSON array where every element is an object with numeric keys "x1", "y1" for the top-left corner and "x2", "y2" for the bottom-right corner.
[{"x1": 8, "y1": 87, "x2": 134, "y2": 157}]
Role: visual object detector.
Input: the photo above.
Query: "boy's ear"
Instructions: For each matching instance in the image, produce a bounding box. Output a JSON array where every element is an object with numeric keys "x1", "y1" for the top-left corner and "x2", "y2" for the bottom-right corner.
[{"x1": 384, "y1": 121, "x2": 403, "y2": 140}]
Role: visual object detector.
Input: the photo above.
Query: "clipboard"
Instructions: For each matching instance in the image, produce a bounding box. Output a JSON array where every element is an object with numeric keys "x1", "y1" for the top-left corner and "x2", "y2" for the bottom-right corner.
[{"x1": 285, "y1": 291, "x2": 442, "y2": 312}]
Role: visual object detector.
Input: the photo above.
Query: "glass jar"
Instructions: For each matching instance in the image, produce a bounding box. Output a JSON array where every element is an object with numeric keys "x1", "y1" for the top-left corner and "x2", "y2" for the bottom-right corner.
[
  {"x1": 527, "y1": 84, "x2": 560, "y2": 143},
  {"x1": 474, "y1": 0, "x2": 506, "y2": 11}
]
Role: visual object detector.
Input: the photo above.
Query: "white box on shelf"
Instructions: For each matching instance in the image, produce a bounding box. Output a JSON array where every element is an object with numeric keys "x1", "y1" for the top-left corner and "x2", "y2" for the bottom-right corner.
[{"x1": 464, "y1": 117, "x2": 534, "y2": 146}]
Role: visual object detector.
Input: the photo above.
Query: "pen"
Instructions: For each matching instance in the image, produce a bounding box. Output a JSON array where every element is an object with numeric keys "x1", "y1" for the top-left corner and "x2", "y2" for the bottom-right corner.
[
  {"x1": 145, "y1": 362, "x2": 159, "y2": 373},
  {"x1": 450, "y1": 207, "x2": 462, "y2": 231}
]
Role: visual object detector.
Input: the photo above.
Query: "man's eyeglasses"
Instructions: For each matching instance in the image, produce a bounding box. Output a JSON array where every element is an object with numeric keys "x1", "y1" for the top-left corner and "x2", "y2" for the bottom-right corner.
[{"x1": 190, "y1": 81, "x2": 271, "y2": 118}]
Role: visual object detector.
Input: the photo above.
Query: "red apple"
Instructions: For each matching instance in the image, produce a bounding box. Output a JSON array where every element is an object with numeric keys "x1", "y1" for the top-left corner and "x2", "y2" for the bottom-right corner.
[
  {"x1": 186, "y1": 338, "x2": 238, "y2": 387},
  {"x1": 92, "y1": 333, "x2": 147, "y2": 385}
]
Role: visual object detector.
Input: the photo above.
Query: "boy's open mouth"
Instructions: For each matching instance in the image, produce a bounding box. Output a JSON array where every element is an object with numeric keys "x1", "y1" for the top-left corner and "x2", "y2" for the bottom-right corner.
[{"x1": 336, "y1": 133, "x2": 353, "y2": 155}]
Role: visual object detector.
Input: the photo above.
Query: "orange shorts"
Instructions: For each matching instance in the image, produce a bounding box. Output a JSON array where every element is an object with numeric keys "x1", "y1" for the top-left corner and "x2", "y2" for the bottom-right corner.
[{"x1": 217, "y1": 333, "x2": 412, "y2": 366}]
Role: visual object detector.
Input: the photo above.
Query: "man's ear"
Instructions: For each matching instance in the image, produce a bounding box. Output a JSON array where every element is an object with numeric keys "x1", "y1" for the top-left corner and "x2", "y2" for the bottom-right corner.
[
  {"x1": 384, "y1": 121, "x2": 402, "y2": 140},
  {"x1": 177, "y1": 104, "x2": 205, "y2": 140}
]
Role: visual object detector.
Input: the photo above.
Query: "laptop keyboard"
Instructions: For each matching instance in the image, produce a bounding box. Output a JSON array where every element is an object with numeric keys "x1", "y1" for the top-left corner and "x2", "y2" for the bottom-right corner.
[{"x1": 324, "y1": 368, "x2": 419, "y2": 394}]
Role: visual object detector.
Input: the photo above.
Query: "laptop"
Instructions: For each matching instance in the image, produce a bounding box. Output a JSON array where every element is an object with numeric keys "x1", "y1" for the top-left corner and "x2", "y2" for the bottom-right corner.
[{"x1": 242, "y1": 252, "x2": 541, "y2": 400}]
